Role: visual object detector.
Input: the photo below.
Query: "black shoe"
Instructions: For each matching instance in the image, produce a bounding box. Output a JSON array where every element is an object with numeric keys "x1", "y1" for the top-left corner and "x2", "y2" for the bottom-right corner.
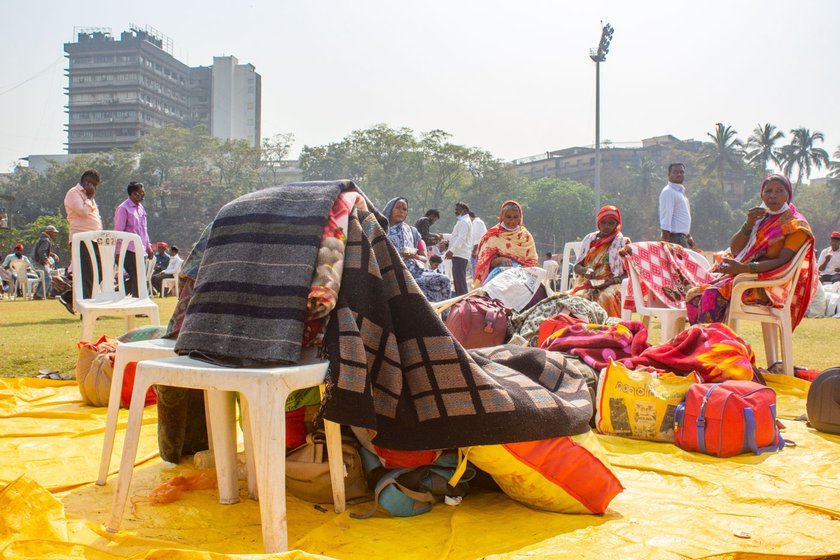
[{"x1": 57, "y1": 294, "x2": 76, "y2": 315}]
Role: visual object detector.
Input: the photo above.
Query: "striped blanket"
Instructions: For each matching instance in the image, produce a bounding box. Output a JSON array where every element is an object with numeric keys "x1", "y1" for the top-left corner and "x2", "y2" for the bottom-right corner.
[
  {"x1": 175, "y1": 182, "x2": 344, "y2": 366},
  {"x1": 321, "y1": 207, "x2": 593, "y2": 451}
]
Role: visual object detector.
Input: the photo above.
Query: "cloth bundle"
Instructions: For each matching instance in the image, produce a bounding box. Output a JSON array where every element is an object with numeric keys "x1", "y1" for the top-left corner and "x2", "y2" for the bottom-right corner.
[{"x1": 322, "y1": 208, "x2": 593, "y2": 451}]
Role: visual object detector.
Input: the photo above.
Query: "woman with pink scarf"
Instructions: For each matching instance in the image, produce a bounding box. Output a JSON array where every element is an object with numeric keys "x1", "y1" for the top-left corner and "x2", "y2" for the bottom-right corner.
[{"x1": 686, "y1": 174, "x2": 816, "y2": 327}]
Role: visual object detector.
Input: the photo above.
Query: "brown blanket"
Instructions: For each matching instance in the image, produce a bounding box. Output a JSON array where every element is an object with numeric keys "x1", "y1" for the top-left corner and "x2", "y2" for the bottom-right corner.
[{"x1": 321, "y1": 208, "x2": 592, "y2": 451}]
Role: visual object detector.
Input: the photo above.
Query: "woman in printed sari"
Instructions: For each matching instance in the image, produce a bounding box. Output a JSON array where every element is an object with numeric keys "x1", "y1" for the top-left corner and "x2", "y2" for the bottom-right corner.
[
  {"x1": 473, "y1": 200, "x2": 538, "y2": 287},
  {"x1": 686, "y1": 174, "x2": 816, "y2": 326},
  {"x1": 569, "y1": 205, "x2": 628, "y2": 317},
  {"x1": 383, "y1": 197, "x2": 452, "y2": 302}
]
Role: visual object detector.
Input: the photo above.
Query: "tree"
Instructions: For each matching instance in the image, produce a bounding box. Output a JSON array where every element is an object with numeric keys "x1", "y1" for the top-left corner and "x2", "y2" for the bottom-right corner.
[
  {"x1": 688, "y1": 185, "x2": 739, "y2": 250},
  {"x1": 779, "y1": 128, "x2": 830, "y2": 186},
  {"x1": 518, "y1": 178, "x2": 594, "y2": 254},
  {"x1": 745, "y1": 123, "x2": 784, "y2": 173},
  {"x1": 699, "y1": 123, "x2": 744, "y2": 189},
  {"x1": 261, "y1": 133, "x2": 296, "y2": 186}
]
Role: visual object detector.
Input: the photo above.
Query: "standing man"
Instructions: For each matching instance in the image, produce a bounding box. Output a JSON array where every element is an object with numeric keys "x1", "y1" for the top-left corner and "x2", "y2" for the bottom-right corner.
[
  {"x1": 31, "y1": 225, "x2": 59, "y2": 299},
  {"x1": 445, "y1": 202, "x2": 473, "y2": 296},
  {"x1": 61, "y1": 169, "x2": 103, "y2": 314},
  {"x1": 659, "y1": 163, "x2": 694, "y2": 248},
  {"x1": 468, "y1": 211, "x2": 487, "y2": 276},
  {"x1": 818, "y1": 231, "x2": 840, "y2": 283},
  {"x1": 114, "y1": 181, "x2": 154, "y2": 296},
  {"x1": 414, "y1": 209, "x2": 441, "y2": 246}
]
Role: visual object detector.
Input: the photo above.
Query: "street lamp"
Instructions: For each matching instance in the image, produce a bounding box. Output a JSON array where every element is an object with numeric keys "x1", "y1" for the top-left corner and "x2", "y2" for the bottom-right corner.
[{"x1": 590, "y1": 22, "x2": 614, "y2": 212}]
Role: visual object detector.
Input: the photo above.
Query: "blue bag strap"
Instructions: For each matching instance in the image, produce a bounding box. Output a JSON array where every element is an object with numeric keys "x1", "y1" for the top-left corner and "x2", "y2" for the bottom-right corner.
[
  {"x1": 743, "y1": 407, "x2": 786, "y2": 455},
  {"x1": 696, "y1": 384, "x2": 718, "y2": 455},
  {"x1": 351, "y1": 467, "x2": 435, "y2": 519}
]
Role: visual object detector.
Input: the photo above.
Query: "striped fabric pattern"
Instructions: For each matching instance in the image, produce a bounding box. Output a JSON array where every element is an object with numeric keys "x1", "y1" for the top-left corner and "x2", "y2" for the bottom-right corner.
[{"x1": 175, "y1": 182, "x2": 342, "y2": 366}]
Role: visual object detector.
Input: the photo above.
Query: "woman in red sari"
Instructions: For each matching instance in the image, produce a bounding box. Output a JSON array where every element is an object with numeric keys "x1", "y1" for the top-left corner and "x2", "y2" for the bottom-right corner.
[
  {"x1": 569, "y1": 205, "x2": 628, "y2": 317},
  {"x1": 473, "y1": 200, "x2": 538, "y2": 287},
  {"x1": 686, "y1": 174, "x2": 816, "y2": 327}
]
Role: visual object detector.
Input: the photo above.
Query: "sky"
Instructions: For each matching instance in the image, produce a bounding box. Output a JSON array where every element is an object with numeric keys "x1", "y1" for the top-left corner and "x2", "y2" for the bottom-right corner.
[{"x1": 2, "y1": 0, "x2": 840, "y2": 176}]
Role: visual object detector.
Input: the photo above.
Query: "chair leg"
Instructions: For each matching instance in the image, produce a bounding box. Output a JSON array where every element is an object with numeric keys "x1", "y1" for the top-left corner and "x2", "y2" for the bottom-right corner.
[
  {"x1": 81, "y1": 315, "x2": 95, "y2": 343},
  {"x1": 240, "y1": 398, "x2": 258, "y2": 500},
  {"x1": 780, "y1": 316, "x2": 794, "y2": 376},
  {"x1": 323, "y1": 418, "x2": 346, "y2": 514},
  {"x1": 243, "y1": 385, "x2": 289, "y2": 553},
  {"x1": 126, "y1": 316, "x2": 136, "y2": 332},
  {"x1": 660, "y1": 316, "x2": 676, "y2": 344},
  {"x1": 107, "y1": 374, "x2": 154, "y2": 533},
  {"x1": 97, "y1": 353, "x2": 129, "y2": 485},
  {"x1": 206, "y1": 390, "x2": 239, "y2": 504},
  {"x1": 761, "y1": 323, "x2": 779, "y2": 368},
  {"x1": 149, "y1": 307, "x2": 160, "y2": 326}
]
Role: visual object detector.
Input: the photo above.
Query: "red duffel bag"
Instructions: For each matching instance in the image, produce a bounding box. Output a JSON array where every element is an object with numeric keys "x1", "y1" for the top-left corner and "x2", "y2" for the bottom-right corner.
[
  {"x1": 445, "y1": 295, "x2": 510, "y2": 349},
  {"x1": 674, "y1": 380, "x2": 784, "y2": 457}
]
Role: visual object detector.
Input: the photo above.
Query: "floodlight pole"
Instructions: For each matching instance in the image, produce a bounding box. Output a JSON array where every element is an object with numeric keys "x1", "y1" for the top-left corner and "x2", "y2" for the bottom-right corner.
[{"x1": 590, "y1": 22, "x2": 614, "y2": 213}]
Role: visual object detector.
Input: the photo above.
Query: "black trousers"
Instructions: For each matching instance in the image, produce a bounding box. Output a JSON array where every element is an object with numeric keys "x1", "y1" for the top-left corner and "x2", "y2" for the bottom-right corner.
[
  {"x1": 452, "y1": 256, "x2": 469, "y2": 296},
  {"x1": 79, "y1": 242, "x2": 102, "y2": 299},
  {"x1": 669, "y1": 233, "x2": 689, "y2": 248},
  {"x1": 123, "y1": 250, "x2": 139, "y2": 297}
]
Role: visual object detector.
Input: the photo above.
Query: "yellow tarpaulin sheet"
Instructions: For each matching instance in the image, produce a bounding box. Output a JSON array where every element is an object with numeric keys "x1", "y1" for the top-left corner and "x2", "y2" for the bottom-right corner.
[{"x1": 1, "y1": 375, "x2": 838, "y2": 559}]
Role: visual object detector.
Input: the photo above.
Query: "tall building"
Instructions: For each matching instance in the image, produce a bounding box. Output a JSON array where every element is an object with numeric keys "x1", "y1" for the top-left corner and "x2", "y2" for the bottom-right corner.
[
  {"x1": 211, "y1": 56, "x2": 261, "y2": 146},
  {"x1": 63, "y1": 26, "x2": 261, "y2": 154}
]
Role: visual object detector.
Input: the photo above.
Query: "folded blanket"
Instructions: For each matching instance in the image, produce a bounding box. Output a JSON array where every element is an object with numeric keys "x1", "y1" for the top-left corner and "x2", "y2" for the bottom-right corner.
[
  {"x1": 322, "y1": 208, "x2": 592, "y2": 451},
  {"x1": 175, "y1": 182, "x2": 345, "y2": 366}
]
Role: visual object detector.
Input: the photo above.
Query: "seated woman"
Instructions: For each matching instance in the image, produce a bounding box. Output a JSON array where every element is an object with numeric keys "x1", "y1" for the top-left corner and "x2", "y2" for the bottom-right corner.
[
  {"x1": 686, "y1": 174, "x2": 816, "y2": 326},
  {"x1": 473, "y1": 200, "x2": 538, "y2": 287},
  {"x1": 383, "y1": 197, "x2": 452, "y2": 303},
  {"x1": 569, "y1": 205, "x2": 628, "y2": 317}
]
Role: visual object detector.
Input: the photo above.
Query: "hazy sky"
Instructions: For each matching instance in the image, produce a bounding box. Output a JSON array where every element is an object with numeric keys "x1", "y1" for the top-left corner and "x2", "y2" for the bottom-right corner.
[{"x1": 2, "y1": 0, "x2": 839, "y2": 176}]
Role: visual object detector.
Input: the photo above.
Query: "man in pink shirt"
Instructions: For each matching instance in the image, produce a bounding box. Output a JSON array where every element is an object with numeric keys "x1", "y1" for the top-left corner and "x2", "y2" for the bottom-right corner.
[
  {"x1": 114, "y1": 181, "x2": 154, "y2": 297},
  {"x1": 60, "y1": 169, "x2": 103, "y2": 313}
]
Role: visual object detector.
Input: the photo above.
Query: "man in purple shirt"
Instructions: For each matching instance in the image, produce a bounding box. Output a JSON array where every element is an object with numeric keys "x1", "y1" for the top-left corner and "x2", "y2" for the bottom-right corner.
[{"x1": 114, "y1": 181, "x2": 154, "y2": 296}]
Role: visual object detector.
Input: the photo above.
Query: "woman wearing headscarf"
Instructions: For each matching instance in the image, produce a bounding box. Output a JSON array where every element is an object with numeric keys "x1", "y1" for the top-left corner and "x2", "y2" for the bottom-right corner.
[
  {"x1": 569, "y1": 205, "x2": 628, "y2": 317},
  {"x1": 383, "y1": 197, "x2": 452, "y2": 302},
  {"x1": 686, "y1": 174, "x2": 817, "y2": 327},
  {"x1": 473, "y1": 200, "x2": 538, "y2": 287}
]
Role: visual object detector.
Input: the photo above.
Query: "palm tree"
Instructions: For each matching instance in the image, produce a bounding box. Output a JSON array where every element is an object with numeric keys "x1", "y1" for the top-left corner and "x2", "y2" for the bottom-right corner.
[
  {"x1": 744, "y1": 123, "x2": 784, "y2": 173},
  {"x1": 699, "y1": 123, "x2": 744, "y2": 188},
  {"x1": 779, "y1": 128, "x2": 830, "y2": 185},
  {"x1": 828, "y1": 146, "x2": 840, "y2": 179}
]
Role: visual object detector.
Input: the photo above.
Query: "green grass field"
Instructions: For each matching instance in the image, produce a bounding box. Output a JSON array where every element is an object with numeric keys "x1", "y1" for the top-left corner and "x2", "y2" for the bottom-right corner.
[{"x1": 0, "y1": 297, "x2": 836, "y2": 377}]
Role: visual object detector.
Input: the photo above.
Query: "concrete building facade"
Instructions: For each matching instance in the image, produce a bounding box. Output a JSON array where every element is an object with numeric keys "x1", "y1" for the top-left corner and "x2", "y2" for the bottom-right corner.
[
  {"x1": 63, "y1": 26, "x2": 261, "y2": 154},
  {"x1": 210, "y1": 56, "x2": 261, "y2": 146}
]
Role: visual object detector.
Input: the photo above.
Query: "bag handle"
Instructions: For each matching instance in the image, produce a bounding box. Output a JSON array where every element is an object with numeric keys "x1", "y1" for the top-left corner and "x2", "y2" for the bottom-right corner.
[
  {"x1": 743, "y1": 407, "x2": 786, "y2": 455},
  {"x1": 696, "y1": 384, "x2": 718, "y2": 455}
]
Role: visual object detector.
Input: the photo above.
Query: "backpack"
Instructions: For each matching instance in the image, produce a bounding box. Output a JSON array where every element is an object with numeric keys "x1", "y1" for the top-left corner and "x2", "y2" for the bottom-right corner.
[
  {"x1": 351, "y1": 447, "x2": 475, "y2": 518},
  {"x1": 445, "y1": 295, "x2": 510, "y2": 349},
  {"x1": 807, "y1": 367, "x2": 840, "y2": 435},
  {"x1": 674, "y1": 380, "x2": 784, "y2": 457}
]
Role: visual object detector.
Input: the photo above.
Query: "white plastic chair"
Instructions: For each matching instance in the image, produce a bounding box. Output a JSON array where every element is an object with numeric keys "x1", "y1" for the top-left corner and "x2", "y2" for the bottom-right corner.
[
  {"x1": 107, "y1": 355, "x2": 346, "y2": 554},
  {"x1": 726, "y1": 244, "x2": 811, "y2": 375},
  {"x1": 160, "y1": 274, "x2": 179, "y2": 298},
  {"x1": 543, "y1": 260, "x2": 560, "y2": 291},
  {"x1": 622, "y1": 249, "x2": 710, "y2": 344},
  {"x1": 560, "y1": 241, "x2": 582, "y2": 293},
  {"x1": 96, "y1": 337, "x2": 178, "y2": 485},
  {"x1": 72, "y1": 231, "x2": 160, "y2": 342},
  {"x1": 8, "y1": 259, "x2": 34, "y2": 300}
]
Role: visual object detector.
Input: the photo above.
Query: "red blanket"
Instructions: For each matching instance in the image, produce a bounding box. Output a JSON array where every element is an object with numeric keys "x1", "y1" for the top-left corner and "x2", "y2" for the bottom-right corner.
[{"x1": 541, "y1": 321, "x2": 756, "y2": 383}]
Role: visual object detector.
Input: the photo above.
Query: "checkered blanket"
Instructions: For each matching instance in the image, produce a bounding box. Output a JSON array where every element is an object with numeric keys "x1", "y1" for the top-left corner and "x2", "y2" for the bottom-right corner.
[
  {"x1": 624, "y1": 242, "x2": 714, "y2": 310},
  {"x1": 321, "y1": 208, "x2": 593, "y2": 451}
]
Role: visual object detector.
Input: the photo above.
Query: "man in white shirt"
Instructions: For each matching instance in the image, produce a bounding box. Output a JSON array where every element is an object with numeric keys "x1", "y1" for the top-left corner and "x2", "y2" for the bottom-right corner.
[
  {"x1": 445, "y1": 202, "x2": 473, "y2": 295},
  {"x1": 819, "y1": 231, "x2": 840, "y2": 283},
  {"x1": 152, "y1": 246, "x2": 183, "y2": 295},
  {"x1": 542, "y1": 252, "x2": 560, "y2": 290},
  {"x1": 659, "y1": 163, "x2": 695, "y2": 248},
  {"x1": 469, "y1": 211, "x2": 487, "y2": 276}
]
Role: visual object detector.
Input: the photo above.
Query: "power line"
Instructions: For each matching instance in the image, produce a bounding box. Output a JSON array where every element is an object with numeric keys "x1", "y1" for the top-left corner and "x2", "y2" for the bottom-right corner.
[{"x1": 0, "y1": 57, "x2": 64, "y2": 97}]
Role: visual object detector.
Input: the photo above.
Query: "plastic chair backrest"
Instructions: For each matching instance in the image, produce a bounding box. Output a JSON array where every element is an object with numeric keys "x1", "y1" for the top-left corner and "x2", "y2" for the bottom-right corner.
[
  {"x1": 766, "y1": 243, "x2": 810, "y2": 309},
  {"x1": 560, "y1": 241, "x2": 582, "y2": 293},
  {"x1": 9, "y1": 259, "x2": 31, "y2": 297},
  {"x1": 72, "y1": 230, "x2": 150, "y2": 304}
]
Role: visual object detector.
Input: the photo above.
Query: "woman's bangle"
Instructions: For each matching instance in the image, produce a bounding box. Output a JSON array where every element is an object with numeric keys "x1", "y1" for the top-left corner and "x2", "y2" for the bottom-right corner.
[{"x1": 749, "y1": 262, "x2": 758, "y2": 273}]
